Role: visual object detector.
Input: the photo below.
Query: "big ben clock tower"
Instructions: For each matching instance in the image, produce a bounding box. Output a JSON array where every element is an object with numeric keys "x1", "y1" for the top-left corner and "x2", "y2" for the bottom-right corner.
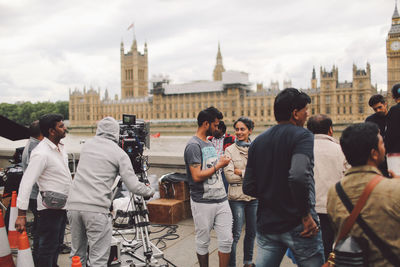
[{"x1": 387, "y1": 4, "x2": 400, "y2": 92}]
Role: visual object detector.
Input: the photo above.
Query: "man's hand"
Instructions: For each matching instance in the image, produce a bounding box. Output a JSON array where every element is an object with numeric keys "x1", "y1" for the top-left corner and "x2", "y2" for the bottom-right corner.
[
  {"x1": 389, "y1": 170, "x2": 400, "y2": 179},
  {"x1": 15, "y1": 216, "x2": 27, "y2": 233},
  {"x1": 216, "y1": 155, "x2": 231, "y2": 169},
  {"x1": 234, "y1": 168, "x2": 242, "y2": 176},
  {"x1": 144, "y1": 187, "x2": 155, "y2": 200},
  {"x1": 300, "y1": 213, "x2": 319, "y2": 238}
]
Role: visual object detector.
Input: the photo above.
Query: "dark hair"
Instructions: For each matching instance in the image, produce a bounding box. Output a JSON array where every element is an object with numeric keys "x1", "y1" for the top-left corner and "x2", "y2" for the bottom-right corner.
[
  {"x1": 197, "y1": 106, "x2": 223, "y2": 127},
  {"x1": 29, "y1": 120, "x2": 42, "y2": 138},
  {"x1": 274, "y1": 88, "x2": 311, "y2": 122},
  {"x1": 218, "y1": 120, "x2": 227, "y2": 134},
  {"x1": 391, "y1": 83, "x2": 400, "y2": 99},
  {"x1": 233, "y1": 117, "x2": 254, "y2": 131},
  {"x1": 307, "y1": 114, "x2": 332, "y2": 134},
  {"x1": 340, "y1": 122, "x2": 379, "y2": 166},
  {"x1": 39, "y1": 114, "x2": 64, "y2": 138},
  {"x1": 368, "y1": 94, "x2": 386, "y2": 107}
]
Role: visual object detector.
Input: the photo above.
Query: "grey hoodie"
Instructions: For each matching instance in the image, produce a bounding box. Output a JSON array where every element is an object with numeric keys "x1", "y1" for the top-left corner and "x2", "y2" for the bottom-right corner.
[{"x1": 67, "y1": 117, "x2": 154, "y2": 213}]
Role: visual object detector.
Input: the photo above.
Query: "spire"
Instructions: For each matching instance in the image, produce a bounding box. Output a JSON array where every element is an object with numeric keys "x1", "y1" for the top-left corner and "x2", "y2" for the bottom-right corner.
[
  {"x1": 132, "y1": 37, "x2": 137, "y2": 51},
  {"x1": 144, "y1": 42, "x2": 148, "y2": 54},
  {"x1": 393, "y1": 1, "x2": 399, "y2": 19},
  {"x1": 390, "y1": 1, "x2": 400, "y2": 34},
  {"x1": 312, "y1": 66, "x2": 316, "y2": 80},
  {"x1": 213, "y1": 42, "x2": 225, "y2": 81},
  {"x1": 217, "y1": 42, "x2": 222, "y2": 59}
]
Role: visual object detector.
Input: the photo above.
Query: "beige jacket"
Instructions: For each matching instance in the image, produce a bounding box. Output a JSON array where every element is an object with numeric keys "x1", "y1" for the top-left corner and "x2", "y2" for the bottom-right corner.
[
  {"x1": 327, "y1": 166, "x2": 400, "y2": 267},
  {"x1": 224, "y1": 143, "x2": 256, "y2": 201},
  {"x1": 313, "y1": 134, "x2": 348, "y2": 214}
]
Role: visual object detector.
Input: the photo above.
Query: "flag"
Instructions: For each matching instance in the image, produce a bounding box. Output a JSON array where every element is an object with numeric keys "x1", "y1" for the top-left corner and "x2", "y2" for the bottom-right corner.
[{"x1": 127, "y1": 23, "x2": 134, "y2": 31}]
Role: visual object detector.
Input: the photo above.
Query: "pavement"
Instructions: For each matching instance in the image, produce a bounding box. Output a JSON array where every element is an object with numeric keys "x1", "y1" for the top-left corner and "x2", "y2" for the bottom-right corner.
[{"x1": 57, "y1": 217, "x2": 296, "y2": 267}]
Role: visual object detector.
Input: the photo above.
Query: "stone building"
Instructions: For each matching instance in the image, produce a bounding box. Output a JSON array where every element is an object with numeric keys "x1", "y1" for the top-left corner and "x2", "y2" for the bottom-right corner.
[
  {"x1": 387, "y1": 4, "x2": 400, "y2": 105},
  {"x1": 71, "y1": 5, "x2": 400, "y2": 127}
]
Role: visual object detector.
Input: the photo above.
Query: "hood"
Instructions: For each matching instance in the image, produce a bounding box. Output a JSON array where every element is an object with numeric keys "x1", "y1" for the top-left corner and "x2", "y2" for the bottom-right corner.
[{"x1": 96, "y1": 117, "x2": 119, "y2": 143}]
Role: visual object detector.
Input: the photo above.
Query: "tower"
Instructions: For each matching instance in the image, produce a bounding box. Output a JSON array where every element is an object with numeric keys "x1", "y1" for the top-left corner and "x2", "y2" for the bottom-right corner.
[
  {"x1": 311, "y1": 66, "x2": 317, "y2": 89},
  {"x1": 120, "y1": 35, "x2": 149, "y2": 99},
  {"x1": 213, "y1": 43, "x2": 225, "y2": 81},
  {"x1": 387, "y1": 3, "x2": 400, "y2": 91}
]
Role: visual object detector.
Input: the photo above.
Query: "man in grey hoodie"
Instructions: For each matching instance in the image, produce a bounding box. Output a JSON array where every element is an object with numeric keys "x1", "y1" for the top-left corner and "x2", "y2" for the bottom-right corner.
[{"x1": 67, "y1": 117, "x2": 155, "y2": 267}]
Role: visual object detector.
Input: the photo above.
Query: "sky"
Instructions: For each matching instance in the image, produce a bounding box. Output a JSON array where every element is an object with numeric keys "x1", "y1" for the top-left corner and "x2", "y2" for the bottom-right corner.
[{"x1": 0, "y1": 0, "x2": 396, "y2": 103}]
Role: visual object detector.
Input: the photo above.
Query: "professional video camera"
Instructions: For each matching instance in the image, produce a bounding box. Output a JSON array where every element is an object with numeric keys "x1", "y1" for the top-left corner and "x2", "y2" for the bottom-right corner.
[
  {"x1": 119, "y1": 114, "x2": 150, "y2": 175},
  {"x1": 112, "y1": 115, "x2": 171, "y2": 266}
]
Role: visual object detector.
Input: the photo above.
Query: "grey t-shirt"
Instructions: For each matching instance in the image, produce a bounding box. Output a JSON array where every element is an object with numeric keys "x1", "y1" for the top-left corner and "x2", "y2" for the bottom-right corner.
[{"x1": 184, "y1": 136, "x2": 227, "y2": 203}]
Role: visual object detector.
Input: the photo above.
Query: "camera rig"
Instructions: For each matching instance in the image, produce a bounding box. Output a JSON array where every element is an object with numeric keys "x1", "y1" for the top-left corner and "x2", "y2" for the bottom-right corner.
[
  {"x1": 119, "y1": 114, "x2": 150, "y2": 175},
  {"x1": 113, "y1": 114, "x2": 170, "y2": 267}
]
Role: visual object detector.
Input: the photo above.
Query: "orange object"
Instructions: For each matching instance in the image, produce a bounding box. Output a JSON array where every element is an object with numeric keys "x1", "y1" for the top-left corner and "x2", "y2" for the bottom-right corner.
[
  {"x1": 8, "y1": 191, "x2": 18, "y2": 250},
  {"x1": 151, "y1": 132, "x2": 161, "y2": 138},
  {"x1": 16, "y1": 231, "x2": 34, "y2": 267},
  {"x1": 18, "y1": 231, "x2": 30, "y2": 250},
  {"x1": 0, "y1": 210, "x2": 15, "y2": 267},
  {"x1": 71, "y1": 256, "x2": 83, "y2": 267}
]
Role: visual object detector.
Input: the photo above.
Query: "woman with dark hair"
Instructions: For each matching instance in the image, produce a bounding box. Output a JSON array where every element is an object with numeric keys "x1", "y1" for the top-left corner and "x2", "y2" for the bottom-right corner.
[
  {"x1": 385, "y1": 84, "x2": 400, "y2": 175},
  {"x1": 224, "y1": 117, "x2": 257, "y2": 267}
]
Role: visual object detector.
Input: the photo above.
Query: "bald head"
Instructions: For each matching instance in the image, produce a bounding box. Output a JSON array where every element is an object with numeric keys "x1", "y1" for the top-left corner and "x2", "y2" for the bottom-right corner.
[{"x1": 307, "y1": 114, "x2": 332, "y2": 135}]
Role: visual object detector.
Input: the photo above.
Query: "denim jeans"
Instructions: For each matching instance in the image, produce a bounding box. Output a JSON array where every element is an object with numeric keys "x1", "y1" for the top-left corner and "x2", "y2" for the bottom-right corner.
[
  {"x1": 255, "y1": 223, "x2": 324, "y2": 267},
  {"x1": 318, "y1": 213, "x2": 334, "y2": 261},
  {"x1": 37, "y1": 209, "x2": 67, "y2": 267},
  {"x1": 229, "y1": 199, "x2": 258, "y2": 267}
]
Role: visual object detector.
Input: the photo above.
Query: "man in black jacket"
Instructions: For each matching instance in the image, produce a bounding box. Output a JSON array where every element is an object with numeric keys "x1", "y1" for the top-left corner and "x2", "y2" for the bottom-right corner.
[
  {"x1": 365, "y1": 94, "x2": 388, "y2": 138},
  {"x1": 243, "y1": 88, "x2": 324, "y2": 267}
]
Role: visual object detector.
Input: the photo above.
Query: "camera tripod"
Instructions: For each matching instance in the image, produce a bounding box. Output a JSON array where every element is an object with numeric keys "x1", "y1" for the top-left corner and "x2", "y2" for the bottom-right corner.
[{"x1": 111, "y1": 175, "x2": 169, "y2": 267}]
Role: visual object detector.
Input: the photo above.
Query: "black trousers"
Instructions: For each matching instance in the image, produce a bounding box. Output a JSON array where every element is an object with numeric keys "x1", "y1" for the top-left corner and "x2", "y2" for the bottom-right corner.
[
  {"x1": 318, "y1": 213, "x2": 335, "y2": 261},
  {"x1": 37, "y1": 209, "x2": 67, "y2": 267}
]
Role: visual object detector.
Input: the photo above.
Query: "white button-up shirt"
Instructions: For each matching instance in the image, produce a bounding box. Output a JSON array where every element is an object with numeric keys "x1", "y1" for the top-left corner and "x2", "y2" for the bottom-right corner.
[
  {"x1": 313, "y1": 134, "x2": 348, "y2": 214},
  {"x1": 17, "y1": 137, "x2": 72, "y2": 211}
]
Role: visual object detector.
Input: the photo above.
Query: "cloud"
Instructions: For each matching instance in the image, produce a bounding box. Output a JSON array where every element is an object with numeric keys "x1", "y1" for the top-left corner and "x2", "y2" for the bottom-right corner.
[{"x1": 0, "y1": 0, "x2": 396, "y2": 103}]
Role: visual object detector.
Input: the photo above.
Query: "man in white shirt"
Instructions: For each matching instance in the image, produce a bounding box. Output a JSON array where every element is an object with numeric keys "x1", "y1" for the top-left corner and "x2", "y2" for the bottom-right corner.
[
  {"x1": 307, "y1": 114, "x2": 347, "y2": 260},
  {"x1": 15, "y1": 114, "x2": 72, "y2": 267},
  {"x1": 21, "y1": 120, "x2": 43, "y2": 265}
]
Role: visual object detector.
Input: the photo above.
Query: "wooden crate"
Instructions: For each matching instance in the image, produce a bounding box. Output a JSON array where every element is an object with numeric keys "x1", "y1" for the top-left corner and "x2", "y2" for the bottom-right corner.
[
  {"x1": 159, "y1": 181, "x2": 190, "y2": 201},
  {"x1": 147, "y1": 199, "x2": 185, "y2": 224},
  {"x1": 183, "y1": 199, "x2": 192, "y2": 219}
]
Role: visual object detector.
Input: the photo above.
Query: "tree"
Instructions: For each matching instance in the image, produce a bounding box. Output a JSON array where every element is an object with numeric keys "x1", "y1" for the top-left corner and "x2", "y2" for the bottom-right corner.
[{"x1": 0, "y1": 101, "x2": 69, "y2": 126}]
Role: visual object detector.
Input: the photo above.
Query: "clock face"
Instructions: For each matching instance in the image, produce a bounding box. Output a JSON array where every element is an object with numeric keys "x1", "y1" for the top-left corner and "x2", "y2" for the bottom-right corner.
[{"x1": 391, "y1": 41, "x2": 400, "y2": 51}]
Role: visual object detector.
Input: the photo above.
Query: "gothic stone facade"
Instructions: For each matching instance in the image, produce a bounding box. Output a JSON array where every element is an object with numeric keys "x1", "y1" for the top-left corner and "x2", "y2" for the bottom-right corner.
[{"x1": 75, "y1": 12, "x2": 400, "y2": 127}]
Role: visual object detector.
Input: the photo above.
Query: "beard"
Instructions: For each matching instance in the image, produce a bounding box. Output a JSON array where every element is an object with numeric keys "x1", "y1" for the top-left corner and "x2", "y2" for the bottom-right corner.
[{"x1": 206, "y1": 124, "x2": 213, "y2": 137}]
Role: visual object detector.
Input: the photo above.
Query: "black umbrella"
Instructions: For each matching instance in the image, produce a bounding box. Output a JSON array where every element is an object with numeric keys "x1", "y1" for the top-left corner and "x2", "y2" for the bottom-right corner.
[{"x1": 0, "y1": 115, "x2": 29, "y2": 141}]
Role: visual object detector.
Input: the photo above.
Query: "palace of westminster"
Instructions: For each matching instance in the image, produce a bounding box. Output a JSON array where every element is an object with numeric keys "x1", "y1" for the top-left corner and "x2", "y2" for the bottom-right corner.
[{"x1": 69, "y1": 6, "x2": 400, "y2": 127}]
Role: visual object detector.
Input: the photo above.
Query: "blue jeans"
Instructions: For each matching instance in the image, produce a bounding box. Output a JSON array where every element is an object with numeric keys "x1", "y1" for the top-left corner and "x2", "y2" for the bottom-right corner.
[
  {"x1": 255, "y1": 223, "x2": 324, "y2": 267},
  {"x1": 37, "y1": 209, "x2": 67, "y2": 267},
  {"x1": 229, "y1": 199, "x2": 258, "y2": 267}
]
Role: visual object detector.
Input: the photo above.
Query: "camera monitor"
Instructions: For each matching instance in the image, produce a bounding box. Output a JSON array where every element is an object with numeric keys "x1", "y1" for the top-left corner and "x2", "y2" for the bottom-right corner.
[{"x1": 122, "y1": 114, "x2": 136, "y2": 126}]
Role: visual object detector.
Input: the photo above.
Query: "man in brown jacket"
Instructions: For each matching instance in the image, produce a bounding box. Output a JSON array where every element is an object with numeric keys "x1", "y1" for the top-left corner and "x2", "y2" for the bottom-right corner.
[{"x1": 327, "y1": 122, "x2": 400, "y2": 266}]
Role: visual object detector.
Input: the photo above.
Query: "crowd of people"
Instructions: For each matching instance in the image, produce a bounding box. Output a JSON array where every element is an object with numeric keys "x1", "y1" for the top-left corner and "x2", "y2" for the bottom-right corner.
[
  {"x1": 9, "y1": 83, "x2": 400, "y2": 267},
  {"x1": 184, "y1": 84, "x2": 400, "y2": 267}
]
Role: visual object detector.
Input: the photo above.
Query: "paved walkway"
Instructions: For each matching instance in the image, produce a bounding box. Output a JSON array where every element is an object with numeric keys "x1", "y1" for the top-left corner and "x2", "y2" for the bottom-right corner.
[{"x1": 58, "y1": 217, "x2": 296, "y2": 267}]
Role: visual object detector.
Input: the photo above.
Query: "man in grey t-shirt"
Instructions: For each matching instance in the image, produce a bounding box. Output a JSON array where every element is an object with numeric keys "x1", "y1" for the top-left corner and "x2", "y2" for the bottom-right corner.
[{"x1": 184, "y1": 107, "x2": 232, "y2": 267}]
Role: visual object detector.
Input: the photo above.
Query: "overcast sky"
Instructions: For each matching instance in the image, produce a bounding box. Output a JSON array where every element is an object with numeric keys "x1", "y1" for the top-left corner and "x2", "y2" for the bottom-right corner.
[{"x1": 0, "y1": 0, "x2": 396, "y2": 103}]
